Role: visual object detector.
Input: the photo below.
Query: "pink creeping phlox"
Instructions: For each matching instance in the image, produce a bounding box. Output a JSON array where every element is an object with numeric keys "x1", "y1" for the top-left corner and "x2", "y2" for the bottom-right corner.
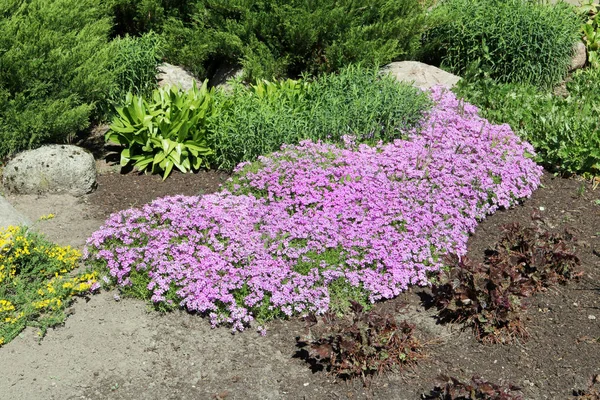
[{"x1": 84, "y1": 87, "x2": 543, "y2": 332}]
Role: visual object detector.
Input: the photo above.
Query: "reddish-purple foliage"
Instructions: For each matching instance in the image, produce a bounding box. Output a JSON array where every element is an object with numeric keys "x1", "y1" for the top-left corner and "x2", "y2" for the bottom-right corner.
[
  {"x1": 432, "y1": 223, "x2": 581, "y2": 343},
  {"x1": 84, "y1": 87, "x2": 543, "y2": 331},
  {"x1": 423, "y1": 375, "x2": 523, "y2": 399},
  {"x1": 296, "y1": 301, "x2": 422, "y2": 382}
]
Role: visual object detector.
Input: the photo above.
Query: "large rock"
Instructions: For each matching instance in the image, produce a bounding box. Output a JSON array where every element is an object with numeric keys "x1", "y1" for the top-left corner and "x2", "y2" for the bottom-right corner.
[
  {"x1": 380, "y1": 61, "x2": 461, "y2": 90},
  {"x1": 157, "y1": 63, "x2": 201, "y2": 92},
  {"x1": 570, "y1": 41, "x2": 587, "y2": 71},
  {"x1": 3, "y1": 145, "x2": 97, "y2": 196},
  {"x1": 0, "y1": 194, "x2": 30, "y2": 229}
]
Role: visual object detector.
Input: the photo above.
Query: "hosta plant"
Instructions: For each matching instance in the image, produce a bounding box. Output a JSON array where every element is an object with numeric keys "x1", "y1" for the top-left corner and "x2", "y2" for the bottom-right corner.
[
  {"x1": 423, "y1": 375, "x2": 523, "y2": 400},
  {"x1": 106, "y1": 81, "x2": 215, "y2": 179},
  {"x1": 296, "y1": 301, "x2": 422, "y2": 382}
]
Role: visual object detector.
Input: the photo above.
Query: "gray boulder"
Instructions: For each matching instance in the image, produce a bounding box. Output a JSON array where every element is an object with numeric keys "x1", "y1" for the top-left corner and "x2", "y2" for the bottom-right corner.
[
  {"x1": 570, "y1": 41, "x2": 587, "y2": 71},
  {"x1": 0, "y1": 194, "x2": 30, "y2": 230},
  {"x1": 157, "y1": 63, "x2": 200, "y2": 92},
  {"x1": 380, "y1": 61, "x2": 461, "y2": 90},
  {"x1": 3, "y1": 145, "x2": 97, "y2": 196}
]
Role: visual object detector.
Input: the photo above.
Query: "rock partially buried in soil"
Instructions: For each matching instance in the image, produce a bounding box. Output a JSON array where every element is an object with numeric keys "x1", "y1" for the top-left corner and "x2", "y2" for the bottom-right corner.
[
  {"x1": 380, "y1": 61, "x2": 461, "y2": 90},
  {"x1": 0, "y1": 194, "x2": 30, "y2": 229},
  {"x1": 570, "y1": 41, "x2": 587, "y2": 71},
  {"x1": 2, "y1": 145, "x2": 97, "y2": 196}
]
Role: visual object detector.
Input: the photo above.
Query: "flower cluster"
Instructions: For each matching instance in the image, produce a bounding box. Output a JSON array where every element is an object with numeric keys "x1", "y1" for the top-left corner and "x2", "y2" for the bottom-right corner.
[
  {"x1": 0, "y1": 226, "x2": 97, "y2": 346},
  {"x1": 85, "y1": 87, "x2": 543, "y2": 332}
]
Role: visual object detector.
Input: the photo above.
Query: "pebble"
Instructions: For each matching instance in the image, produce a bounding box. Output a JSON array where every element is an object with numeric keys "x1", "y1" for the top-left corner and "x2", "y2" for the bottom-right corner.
[{"x1": 589, "y1": 315, "x2": 597, "y2": 320}]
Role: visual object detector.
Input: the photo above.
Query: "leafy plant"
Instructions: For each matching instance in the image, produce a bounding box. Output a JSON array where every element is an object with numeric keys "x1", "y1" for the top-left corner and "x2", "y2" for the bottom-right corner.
[
  {"x1": 432, "y1": 223, "x2": 581, "y2": 343},
  {"x1": 421, "y1": 0, "x2": 580, "y2": 88},
  {"x1": 423, "y1": 375, "x2": 523, "y2": 400},
  {"x1": 296, "y1": 301, "x2": 423, "y2": 382},
  {"x1": 454, "y1": 68, "x2": 600, "y2": 176},
  {"x1": 488, "y1": 223, "x2": 582, "y2": 291},
  {"x1": 432, "y1": 254, "x2": 530, "y2": 344},
  {"x1": 0, "y1": 226, "x2": 98, "y2": 346},
  {"x1": 210, "y1": 66, "x2": 432, "y2": 170},
  {"x1": 106, "y1": 81, "x2": 215, "y2": 179},
  {"x1": 577, "y1": 0, "x2": 600, "y2": 68}
]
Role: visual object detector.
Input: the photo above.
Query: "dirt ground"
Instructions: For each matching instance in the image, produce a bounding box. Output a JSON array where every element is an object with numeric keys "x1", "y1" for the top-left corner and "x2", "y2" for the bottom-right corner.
[{"x1": 1, "y1": 165, "x2": 599, "y2": 400}]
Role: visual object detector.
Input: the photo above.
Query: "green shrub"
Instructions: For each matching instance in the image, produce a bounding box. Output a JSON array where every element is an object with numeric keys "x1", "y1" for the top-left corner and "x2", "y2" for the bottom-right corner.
[
  {"x1": 0, "y1": 0, "x2": 115, "y2": 158},
  {"x1": 421, "y1": 0, "x2": 580, "y2": 88},
  {"x1": 0, "y1": 0, "x2": 162, "y2": 160},
  {"x1": 162, "y1": 0, "x2": 428, "y2": 82},
  {"x1": 107, "y1": 0, "x2": 196, "y2": 37},
  {"x1": 106, "y1": 81, "x2": 215, "y2": 179},
  {"x1": 209, "y1": 66, "x2": 432, "y2": 170},
  {"x1": 454, "y1": 69, "x2": 600, "y2": 176}
]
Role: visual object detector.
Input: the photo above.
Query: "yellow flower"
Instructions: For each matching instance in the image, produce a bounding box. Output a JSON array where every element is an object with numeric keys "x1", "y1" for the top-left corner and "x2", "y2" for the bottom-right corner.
[
  {"x1": 39, "y1": 214, "x2": 55, "y2": 221},
  {"x1": 0, "y1": 299, "x2": 15, "y2": 313}
]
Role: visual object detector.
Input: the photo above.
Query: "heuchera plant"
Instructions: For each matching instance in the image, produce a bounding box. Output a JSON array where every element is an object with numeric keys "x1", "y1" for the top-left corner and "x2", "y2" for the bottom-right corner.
[
  {"x1": 296, "y1": 301, "x2": 422, "y2": 382},
  {"x1": 432, "y1": 223, "x2": 581, "y2": 343},
  {"x1": 432, "y1": 254, "x2": 531, "y2": 344},
  {"x1": 423, "y1": 375, "x2": 523, "y2": 400},
  {"x1": 84, "y1": 87, "x2": 543, "y2": 332}
]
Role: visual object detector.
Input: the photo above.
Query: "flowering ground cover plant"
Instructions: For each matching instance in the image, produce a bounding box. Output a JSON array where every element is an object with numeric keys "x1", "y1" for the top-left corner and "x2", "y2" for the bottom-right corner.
[
  {"x1": 0, "y1": 226, "x2": 98, "y2": 346},
  {"x1": 85, "y1": 87, "x2": 543, "y2": 332}
]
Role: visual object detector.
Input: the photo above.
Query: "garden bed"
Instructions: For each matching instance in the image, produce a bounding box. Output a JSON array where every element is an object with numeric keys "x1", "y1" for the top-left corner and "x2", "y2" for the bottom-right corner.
[{"x1": 1, "y1": 166, "x2": 598, "y2": 399}]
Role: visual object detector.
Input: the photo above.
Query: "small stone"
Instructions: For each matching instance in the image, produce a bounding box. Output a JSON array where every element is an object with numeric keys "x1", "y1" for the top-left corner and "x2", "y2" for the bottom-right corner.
[
  {"x1": 539, "y1": 206, "x2": 545, "y2": 211},
  {"x1": 589, "y1": 315, "x2": 596, "y2": 320},
  {"x1": 303, "y1": 382, "x2": 309, "y2": 387}
]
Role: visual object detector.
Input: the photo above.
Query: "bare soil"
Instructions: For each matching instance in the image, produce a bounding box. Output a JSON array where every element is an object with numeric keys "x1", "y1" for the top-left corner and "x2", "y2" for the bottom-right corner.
[{"x1": 1, "y1": 165, "x2": 599, "y2": 400}]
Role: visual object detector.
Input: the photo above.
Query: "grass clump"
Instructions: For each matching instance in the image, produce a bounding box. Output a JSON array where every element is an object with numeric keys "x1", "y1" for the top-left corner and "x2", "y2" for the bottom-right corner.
[
  {"x1": 0, "y1": 226, "x2": 98, "y2": 346},
  {"x1": 0, "y1": 0, "x2": 161, "y2": 159},
  {"x1": 421, "y1": 0, "x2": 580, "y2": 88},
  {"x1": 209, "y1": 65, "x2": 432, "y2": 170},
  {"x1": 454, "y1": 68, "x2": 600, "y2": 177}
]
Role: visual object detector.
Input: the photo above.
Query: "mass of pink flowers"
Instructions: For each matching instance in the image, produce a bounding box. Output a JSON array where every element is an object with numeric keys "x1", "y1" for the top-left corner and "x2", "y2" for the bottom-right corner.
[{"x1": 84, "y1": 87, "x2": 543, "y2": 332}]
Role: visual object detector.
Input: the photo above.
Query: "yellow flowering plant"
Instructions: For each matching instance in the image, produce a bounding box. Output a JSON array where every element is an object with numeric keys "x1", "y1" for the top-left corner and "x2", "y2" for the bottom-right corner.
[{"x1": 0, "y1": 226, "x2": 98, "y2": 346}]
